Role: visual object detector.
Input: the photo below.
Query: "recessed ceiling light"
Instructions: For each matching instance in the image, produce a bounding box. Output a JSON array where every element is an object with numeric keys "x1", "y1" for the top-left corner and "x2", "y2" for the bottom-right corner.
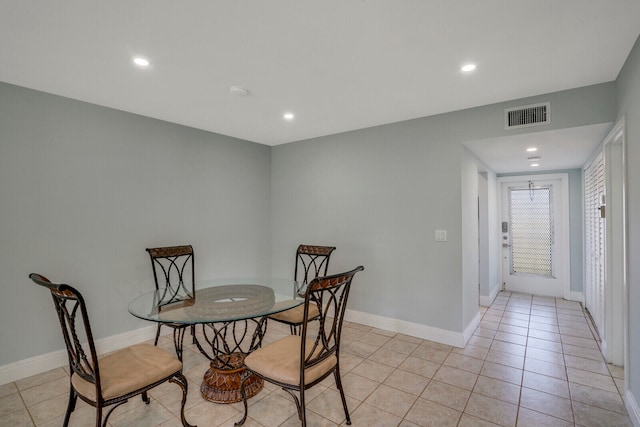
[
  {"x1": 526, "y1": 147, "x2": 538, "y2": 152},
  {"x1": 531, "y1": 163, "x2": 540, "y2": 167},
  {"x1": 283, "y1": 113, "x2": 295, "y2": 120},
  {"x1": 133, "y1": 57, "x2": 150, "y2": 67},
  {"x1": 461, "y1": 63, "x2": 476, "y2": 72}
]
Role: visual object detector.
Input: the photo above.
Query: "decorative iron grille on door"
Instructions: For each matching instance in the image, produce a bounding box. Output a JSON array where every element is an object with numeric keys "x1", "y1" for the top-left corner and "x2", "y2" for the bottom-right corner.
[{"x1": 508, "y1": 184, "x2": 554, "y2": 278}]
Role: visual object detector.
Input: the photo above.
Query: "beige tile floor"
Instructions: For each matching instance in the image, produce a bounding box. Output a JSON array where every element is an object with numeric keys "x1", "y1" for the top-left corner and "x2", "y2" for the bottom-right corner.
[{"x1": 0, "y1": 291, "x2": 632, "y2": 426}]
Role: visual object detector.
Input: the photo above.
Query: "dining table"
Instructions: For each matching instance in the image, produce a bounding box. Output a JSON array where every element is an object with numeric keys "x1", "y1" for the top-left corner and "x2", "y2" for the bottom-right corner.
[{"x1": 128, "y1": 277, "x2": 305, "y2": 404}]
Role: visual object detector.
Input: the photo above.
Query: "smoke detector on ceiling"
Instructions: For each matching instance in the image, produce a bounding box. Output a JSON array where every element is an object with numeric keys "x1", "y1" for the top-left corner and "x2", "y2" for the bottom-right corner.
[{"x1": 229, "y1": 86, "x2": 249, "y2": 96}]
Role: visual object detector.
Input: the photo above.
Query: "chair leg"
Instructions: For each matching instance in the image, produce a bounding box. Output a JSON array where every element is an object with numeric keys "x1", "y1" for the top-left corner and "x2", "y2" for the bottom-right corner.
[
  {"x1": 173, "y1": 326, "x2": 187, "y2": 362},
  {"x1": 234, "y1": 373, "x2": 250, "y2": 426},
  {"x1": 170, "y1": 372, "x2": 196, "y2": 427},
  {"x1": 282, "y1": 388, "x2": 303, "y2": 421},
  {"x1": 154, "y1": 323, "x2": 162, "y2": 346},
  {"x1": 62, "y1": 388, "x2": 77, "y2": 427},
  {"x1": 141, "y1": 391, "x2": 150, "y2": 404},
  {"x1": 102, "y1": 401, "x2": 127, "y2": 427},
  {"x1": 334, "y1": 368, "x2": 351, "y2": 425},
  {"x1": 299, "y1": 388, "x2": 306, "y2": 427},
  {"x1": 95, "y1": 406, "x2": 102, "y2": 427}
]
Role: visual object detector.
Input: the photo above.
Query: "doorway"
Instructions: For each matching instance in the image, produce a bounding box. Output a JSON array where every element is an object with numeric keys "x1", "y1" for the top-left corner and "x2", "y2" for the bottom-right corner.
[
  {"x1": 498, "y1": 174, "x2": 570, "y2": 298},
  {"x1": 603, "y1": 125, "x2": 625, "y2": 366}
]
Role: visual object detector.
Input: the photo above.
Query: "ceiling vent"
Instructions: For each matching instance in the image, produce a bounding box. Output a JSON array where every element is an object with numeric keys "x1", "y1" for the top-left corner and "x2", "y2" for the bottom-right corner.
[{"x1": 505, "y1": 102, "x2": 550, "y2": 130}]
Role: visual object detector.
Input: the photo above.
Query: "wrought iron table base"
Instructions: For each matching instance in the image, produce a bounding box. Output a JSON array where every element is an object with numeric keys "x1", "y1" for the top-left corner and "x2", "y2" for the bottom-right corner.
[
  {"x1": 200, "y1": 352, "x2": 263, "y2": 403},
  {"x1": 178, "y1": 318, "x2": 268, "y2": 404}
]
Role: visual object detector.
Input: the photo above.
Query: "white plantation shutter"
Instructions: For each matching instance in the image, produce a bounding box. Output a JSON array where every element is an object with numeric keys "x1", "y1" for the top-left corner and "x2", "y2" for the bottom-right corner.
[{"x1": 584, "y1": 152, "x2": 605, "y2": 337}]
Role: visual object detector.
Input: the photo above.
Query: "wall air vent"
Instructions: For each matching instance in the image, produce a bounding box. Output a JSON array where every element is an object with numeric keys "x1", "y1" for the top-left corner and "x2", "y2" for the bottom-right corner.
[{"x1": 505, "y1": 102, "x2": 550, "y2": 130}]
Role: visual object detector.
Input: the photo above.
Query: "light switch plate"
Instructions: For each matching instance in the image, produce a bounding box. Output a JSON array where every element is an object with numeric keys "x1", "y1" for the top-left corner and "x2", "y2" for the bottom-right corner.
[{"x1": 435, "y1": 230, "x2": 447, "y2": 242}]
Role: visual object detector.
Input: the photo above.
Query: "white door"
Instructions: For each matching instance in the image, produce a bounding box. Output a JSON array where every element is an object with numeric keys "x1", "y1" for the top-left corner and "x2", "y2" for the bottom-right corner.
[{"x1": 499, "y1": 174, "x2": 570, "y2": 298}]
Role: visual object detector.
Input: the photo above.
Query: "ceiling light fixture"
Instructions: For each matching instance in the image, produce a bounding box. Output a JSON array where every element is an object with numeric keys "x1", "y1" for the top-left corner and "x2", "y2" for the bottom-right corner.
[
  {"x1": 461, "y1": 63, "x2": 476, "y2": 72},
  {"x1": 133, "y1": 57, "x2": 150, "y2": 67},
  {"x1": 531, "y1": 163, "x2": 540, "y2": 167},
  {"x1": 526, "y1": 147, "x2": 538, "y2": 152},
  {"x1": 283, "y1": 113, "x2": 295, "y2": 120}
]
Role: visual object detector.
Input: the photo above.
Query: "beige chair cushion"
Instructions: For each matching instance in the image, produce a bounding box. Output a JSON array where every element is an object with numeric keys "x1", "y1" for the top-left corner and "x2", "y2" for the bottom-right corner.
[
  {"x1": 244, "y1": 335, "x2": 336, "y2": 386},
  {"x1": 71, "y1": 343, "x2": 182, "y2": 401},
  {"x1": 269, "y1": 304, "x2": 320, "y2": 324}
]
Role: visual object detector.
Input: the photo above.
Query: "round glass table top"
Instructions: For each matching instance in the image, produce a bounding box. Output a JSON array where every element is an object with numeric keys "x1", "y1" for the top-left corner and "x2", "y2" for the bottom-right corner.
[{"x1": 128, "y1": 278, "x2": 305, "y2": 324}]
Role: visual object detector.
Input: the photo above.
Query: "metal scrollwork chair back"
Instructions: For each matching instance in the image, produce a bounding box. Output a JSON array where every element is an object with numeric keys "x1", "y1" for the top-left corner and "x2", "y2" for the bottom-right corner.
[
  {"x1": 236, "y1": 265, "x2": 364, "y2": 427},
  {"x1": 268, "y1": 244, "x2": 336, "y2": 334},
  {"x1": 28, "y1": 273, "x2": 195, "y2": 427},
  {"x1": 146, "y1": 245, "x2": 196, "y2": 359}
]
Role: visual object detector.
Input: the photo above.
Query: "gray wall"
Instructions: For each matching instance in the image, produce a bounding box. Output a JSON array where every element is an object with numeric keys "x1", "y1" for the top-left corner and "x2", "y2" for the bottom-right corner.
[
  {"x1": 0, "y1": 77, "x2": 621, "y2": 369},
  {"x1": 461, "y1": 148, "x2": 481, "y2": 326},
  {"x1": 0, "y1": 82, "x2": 272, "y2": 366},
  {"x1": 271, "y1": 83, "x2": 616, "y2": 333},
  {"x1": 616, "y1": 34, "x2": 640, "y2": 408}
]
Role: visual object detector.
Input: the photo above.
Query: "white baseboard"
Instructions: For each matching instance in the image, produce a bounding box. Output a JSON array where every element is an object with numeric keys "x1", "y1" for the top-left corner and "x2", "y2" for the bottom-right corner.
[
  {"x1": 627, "y1": 389, "x2": 640, "y2": 427},
  {"x1": 479, "y1": 295, "x2": 492, "y2": 307},
  {"x1": 4, "y1": 311, "x2": 474, "y2": 385},
  {"x1": 0, "y1": 325, "x2": 158, "y2": 386},
  {"x1": 463, "y1": 310, "x2": 482, "y2": 345},
  {"x1": 345, "y1": 308, "x2": 476, "y2": 348},
  {"x1": 568, "y1": 291, "x2": 584, "y2": 303},
  {"x1": 480, "y1": 284, "x2": 501, "y2": 307},
  {"x1": 4, "y1": 312, "x2": 469, "y2": 386},
  {"x1": 0, "y1": 348, "x2": 69, "y2": 386}
]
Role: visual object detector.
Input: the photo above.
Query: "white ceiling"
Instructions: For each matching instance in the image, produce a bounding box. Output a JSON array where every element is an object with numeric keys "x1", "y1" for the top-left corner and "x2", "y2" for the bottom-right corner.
[
  {"x1": 1, "y1": 1, "x2": 638, "y2": 157},
  {"x1": 465, "y1": 123, "x2": 613, "y2": 174}
]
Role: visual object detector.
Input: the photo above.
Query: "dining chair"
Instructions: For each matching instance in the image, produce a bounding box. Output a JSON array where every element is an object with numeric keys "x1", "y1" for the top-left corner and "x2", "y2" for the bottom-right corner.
[
  {"x1": 29, "y1": 273, "x2": 195, "y2": 427},
  {"x1": 268, "y1": 244, "x2": 336, "y2": 334},
  {"x1": 235, "y1": 265, "x2": 364, "y2": 427},
  {"x1": 146, "y1": 245, "x2": 196, "y2": 359}
]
